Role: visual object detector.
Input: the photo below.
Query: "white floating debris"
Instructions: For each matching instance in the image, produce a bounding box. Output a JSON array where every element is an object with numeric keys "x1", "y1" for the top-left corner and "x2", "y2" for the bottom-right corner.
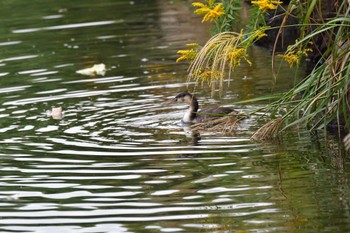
[
  {"x1": 47, "y1": 106, "x2": 63, "y2": 120},
  {"x1": 76, "y1": 63, "x2": 107, "y2": 76}
]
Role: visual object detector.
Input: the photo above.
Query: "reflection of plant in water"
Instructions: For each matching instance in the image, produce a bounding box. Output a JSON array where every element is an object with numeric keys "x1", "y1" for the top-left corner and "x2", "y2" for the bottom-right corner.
[
  {"x1": 175, "y1": 0, "x2": 350, "y2": 140},
  {"x1": 200, "y1": 212, "x2": 251, "y2": 233}
]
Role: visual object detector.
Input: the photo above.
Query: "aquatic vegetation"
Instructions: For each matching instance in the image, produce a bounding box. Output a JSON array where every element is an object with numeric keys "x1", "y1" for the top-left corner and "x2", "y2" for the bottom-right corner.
[
  {"x1": 191, "y1": 114, "x2": 240, "y2": 134},
  {"x1": 253, "y1": 16, "x2": 350, "y2": 140},
  {"x1": 251, "y1": 118, "x2": 283, "y2": 141},
  {"x1": 175, "y1": 0, "x2": 350, "y2": 140}
]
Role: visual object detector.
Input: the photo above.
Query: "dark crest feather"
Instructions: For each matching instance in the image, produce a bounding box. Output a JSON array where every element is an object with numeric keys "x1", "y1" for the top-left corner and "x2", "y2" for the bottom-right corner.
[{"x1": 175, "y1": 91, "x2": 193, "y2": 99}]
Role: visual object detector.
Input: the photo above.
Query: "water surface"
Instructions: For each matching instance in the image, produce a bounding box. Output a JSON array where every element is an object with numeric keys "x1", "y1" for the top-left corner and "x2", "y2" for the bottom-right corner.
[{"x1": 0, "y1": 1, "x2": 349, "y2": 233}]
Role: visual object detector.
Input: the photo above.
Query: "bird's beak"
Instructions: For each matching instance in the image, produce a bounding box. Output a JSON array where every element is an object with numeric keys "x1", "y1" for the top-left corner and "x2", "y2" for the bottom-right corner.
[{"x1": 167, "y1": 98, "x2": 177, "y2": 104}]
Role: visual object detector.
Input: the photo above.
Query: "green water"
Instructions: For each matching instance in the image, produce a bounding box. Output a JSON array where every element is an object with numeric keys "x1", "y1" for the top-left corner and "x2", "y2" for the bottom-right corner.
[{"x1": 0, "y1": 0, "x2": 349, "y2": 232}]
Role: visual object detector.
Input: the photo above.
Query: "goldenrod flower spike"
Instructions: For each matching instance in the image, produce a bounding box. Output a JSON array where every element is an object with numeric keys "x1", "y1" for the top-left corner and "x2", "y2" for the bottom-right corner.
[
  {"x1": 227, "y1": 47, "x2": 252, "y2": 67},
  {"x1": 186, "y1": 43, "x2": 200, "y2": 47},
  {"x1": 251, "y1": 0, "x2": 283, "y2": 12},
  {"x1": 197, "y1": 70, "x2": 221, "y2": 86},
  {"x1": 176, "y1": 49, "x2": 195, "y2": 62},
  {"x1": 278, "y1": 45, "x2": 312, "y2": 67},
  {"x1": 176, "y1": 43, "x2": 200, "y2": 63},
  {"x1": 278, "y1": 52, "x2": 299, "y2": 67},
  {"x1": 249, "y1": 26, "x2": 270, "y2": 42},
  {"x1": 192, "y1": 1, "x2": 225, "y2": 23},
  {"x1": 193, "y1": 2, "x2": 210, "y2": 15}
]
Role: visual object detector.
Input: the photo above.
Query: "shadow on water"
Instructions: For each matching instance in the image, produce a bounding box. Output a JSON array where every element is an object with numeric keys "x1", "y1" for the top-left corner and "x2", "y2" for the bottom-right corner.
[{"x1": 0, "y1": 0, "x2": 349, "y2": 232}]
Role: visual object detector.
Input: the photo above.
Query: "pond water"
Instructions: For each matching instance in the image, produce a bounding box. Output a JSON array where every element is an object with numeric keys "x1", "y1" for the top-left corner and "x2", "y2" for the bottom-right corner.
[{"x1": 0, "y1": 1, "x2": 349, "y2": 232}]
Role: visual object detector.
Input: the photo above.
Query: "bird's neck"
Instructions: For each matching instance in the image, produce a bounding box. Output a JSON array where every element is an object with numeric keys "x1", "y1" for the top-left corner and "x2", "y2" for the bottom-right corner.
[{"x1": 182, "y1": 97, "x2": 199, "y2": 123}]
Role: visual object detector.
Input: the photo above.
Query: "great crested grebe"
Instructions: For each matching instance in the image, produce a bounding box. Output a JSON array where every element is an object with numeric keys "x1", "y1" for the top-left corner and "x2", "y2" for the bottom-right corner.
[{"x1": 171, "y1": 91, "x2": 236, "y2": 123}]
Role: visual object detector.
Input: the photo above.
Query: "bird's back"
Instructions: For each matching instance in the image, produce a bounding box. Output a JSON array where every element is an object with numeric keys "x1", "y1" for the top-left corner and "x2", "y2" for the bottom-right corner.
[{"x1": 196, "y1": 106, "x2": 236, "y2": 123}]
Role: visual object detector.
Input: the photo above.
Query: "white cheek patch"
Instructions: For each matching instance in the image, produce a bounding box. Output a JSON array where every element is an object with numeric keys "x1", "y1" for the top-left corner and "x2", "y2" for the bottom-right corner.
[{"x1": 183, "y1": 96, "x2": 191, "y2": 104}]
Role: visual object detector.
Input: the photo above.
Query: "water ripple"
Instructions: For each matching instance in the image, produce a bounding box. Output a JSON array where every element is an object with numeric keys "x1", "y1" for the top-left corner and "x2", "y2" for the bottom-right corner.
[
  {"x1": 0, "y1": 41, "x2": 22, "y2": 46},
  {"x1": 0, "y1": 1, "x2": 340, "y2": 232},
  {"x1": 13, "y1": 20, "x2": 123, "y2": 33},
  {"x1": 0, "y1": 85, "x2": 31, "y2": 94},
  {"x1": 0, "y1": 55, "x2": 38, "y2": 62}
]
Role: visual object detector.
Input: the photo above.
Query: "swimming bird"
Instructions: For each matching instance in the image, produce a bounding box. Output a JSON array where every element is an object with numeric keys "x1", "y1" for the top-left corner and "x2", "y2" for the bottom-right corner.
[{"x1": 171, "y1": 91, "x2": 236, "y2": 123}]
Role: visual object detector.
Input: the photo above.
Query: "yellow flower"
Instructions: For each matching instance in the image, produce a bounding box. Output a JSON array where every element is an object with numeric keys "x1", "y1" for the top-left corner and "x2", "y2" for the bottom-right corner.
[
  {"x1": 227, "y1": 47, "x2": 252, "y2": 67},
  {"x1": 251, "y1": 0, "x2": 283, "y2": 12},
  {"x1": 196, "y1": 69, "x2": 222, "y2": 85},
  {"x1": 249, "y1": 26, "x2": 270, "y2": 42},
  {"x1": 176, "y1": 49, "x2": 197, "y2": 62},
  {"x1": 278, "y1": 46, "x2": 312, "y2": 67},
  {"x1": 176, "y1": 43, "x2": 200, "y2": 62},
  {"x1": 192, "y1": 1, "x2": 225, "y2": 23},
  {"x1": 186, "y1": 43, "x2": 200, "y2": 47},
  {"x1": 278, "y1": 52, "x2": 299, "y2": 67}
]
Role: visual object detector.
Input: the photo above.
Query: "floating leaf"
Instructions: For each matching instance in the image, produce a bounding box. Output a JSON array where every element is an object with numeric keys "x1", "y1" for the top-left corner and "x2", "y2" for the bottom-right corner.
[{"x1": 76, "y1": 63, "x2": 107, "y2": 76}]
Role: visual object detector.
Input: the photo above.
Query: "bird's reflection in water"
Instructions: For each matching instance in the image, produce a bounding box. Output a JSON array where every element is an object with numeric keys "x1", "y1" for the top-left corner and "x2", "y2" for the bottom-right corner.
[{"x1": 181, "y1": 123, "x2": 201, "y2": 147}]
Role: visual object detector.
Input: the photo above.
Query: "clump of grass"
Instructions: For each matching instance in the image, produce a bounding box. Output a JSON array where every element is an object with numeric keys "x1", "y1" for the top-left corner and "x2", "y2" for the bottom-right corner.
[
  {"x1": 251, "y1": 117, "x2": 284, "y2": 141},
  {"x1": 251, "y1": 14, "x2": 350, "y2": 140},
  {"x1": 191, "y1": 112, "x2": 246, "y2": 134}
]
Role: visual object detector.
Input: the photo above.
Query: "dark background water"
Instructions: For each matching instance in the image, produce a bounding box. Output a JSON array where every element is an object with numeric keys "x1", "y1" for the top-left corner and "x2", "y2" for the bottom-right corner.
[{"x1": 0, "y1": 0, "x2": 349, "y2": 232}]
